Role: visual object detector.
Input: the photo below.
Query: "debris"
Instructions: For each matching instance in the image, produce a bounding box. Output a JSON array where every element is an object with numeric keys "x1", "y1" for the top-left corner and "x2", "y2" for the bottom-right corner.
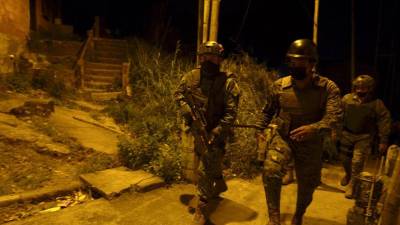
[
  {"x1": 39, "y1": 206, "x2": 61, "y2": 214},
  {"x1": 9, "y1": 100, "x2": 55, "y2": 118}
]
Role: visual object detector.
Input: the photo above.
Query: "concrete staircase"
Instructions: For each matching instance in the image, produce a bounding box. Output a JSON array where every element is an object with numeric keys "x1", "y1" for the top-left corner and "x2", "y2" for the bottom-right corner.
[{"x1": 83, "y1": 38, "x2": 129, "y2": 100}]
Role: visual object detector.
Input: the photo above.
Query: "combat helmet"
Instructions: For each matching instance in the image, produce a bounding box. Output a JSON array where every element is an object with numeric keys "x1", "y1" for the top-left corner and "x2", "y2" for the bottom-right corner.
[
  {"x1": 198, "y1": 41, "x2": 224, "y2": 57},
  {"x1": 352, "y1": 75, "x2": 375, "y2": 91},
  {"x1": 286, "y1": 39, "x2": 318, "y2": 63}
]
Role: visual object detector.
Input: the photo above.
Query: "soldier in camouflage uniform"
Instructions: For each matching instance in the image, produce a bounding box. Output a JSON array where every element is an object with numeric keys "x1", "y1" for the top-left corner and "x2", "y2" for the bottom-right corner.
[
  {"x1": 340, "y1": 75, "x2": 391, "y2": 199},
  {"x1": 256, "y1": 39, "x2": 342, "y2": 225},
  {"x1": 174, "y1": 41, "x2": 240, "y2": 225}
]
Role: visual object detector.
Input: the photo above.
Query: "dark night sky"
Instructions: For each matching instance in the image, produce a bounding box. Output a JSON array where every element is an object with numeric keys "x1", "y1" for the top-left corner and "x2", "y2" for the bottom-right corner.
[
  {"x1": 60, "y1": 0, "x2": 399, "y2": 118},
  {"x1": 60, "y1": 0, "x2": 381, "y2": 66}
]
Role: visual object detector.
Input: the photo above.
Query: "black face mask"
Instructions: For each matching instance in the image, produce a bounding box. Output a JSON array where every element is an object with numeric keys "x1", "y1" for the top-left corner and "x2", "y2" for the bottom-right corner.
[
  {"x1": 201, "y1": 61, "x2": 220, "y2": 78},
  {"x1": 357, "y1": 92, "x2": 368, "y2": 98},
  {"x1": 289, "y1": 66, "x2": 307, "y2": 80}
]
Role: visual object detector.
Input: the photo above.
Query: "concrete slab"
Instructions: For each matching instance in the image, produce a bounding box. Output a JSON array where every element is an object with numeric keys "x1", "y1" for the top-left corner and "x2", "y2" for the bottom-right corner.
[
  {"x1": 49, "y1": 107, "x2": 120, "y2": 154},
  {"x1": 79, "y1": 167, "x2": 165, "y2": 199}
]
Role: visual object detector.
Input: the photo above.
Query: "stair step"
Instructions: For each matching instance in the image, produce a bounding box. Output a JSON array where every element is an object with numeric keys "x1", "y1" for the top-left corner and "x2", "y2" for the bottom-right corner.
[
  {"x1": 94, "y1": 44, "x2": 127, "y2": 52},
  {"x1": 94, "y1": 50, "x2": 127, "y2": 59},
  {"x1": 95, "y1": 37, "x2": 127, "y2": 44},
  {"x1": 86, "y1": 68, "x2": 121, "y2": 76},
  {"x1": 85, "y1": 81, "x2": 113, "y2": 90},
  {"x1": 94, "y1": 39, "x2": 127, "y2": 48},
  {"x1": 93, "y1": 57, "x2": 126, "y2": 64},
  {"x1": 91, "y1": 91, "x2": 123, "y2": 101},
  {"x1": 82, "y1": 87, "x2": 107, "y2": 93},
  {"x1": 85, "y1": 74, "x2": 116, "y2": 83},
  {"x1": 85, "y1": 62, "x2": 122, "y2": 70}
]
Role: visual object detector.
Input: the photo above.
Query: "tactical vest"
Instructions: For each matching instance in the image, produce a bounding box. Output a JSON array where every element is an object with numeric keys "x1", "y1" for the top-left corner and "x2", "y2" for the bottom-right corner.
[
  {"x1": 274, "y1": 76, "x2": 327, "y2": 135},
  {"x1": 344, "y1": 96, "x2": 377, "y2": 134},
  {"x1": 184, "y1": 69, "x2": 229, "y2": 131}
]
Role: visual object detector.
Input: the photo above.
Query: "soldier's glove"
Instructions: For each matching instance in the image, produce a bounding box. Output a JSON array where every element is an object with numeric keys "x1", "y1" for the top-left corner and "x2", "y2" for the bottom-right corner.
[{"x1": 209, "y1": 126, "x2": 222, "y2": 144}]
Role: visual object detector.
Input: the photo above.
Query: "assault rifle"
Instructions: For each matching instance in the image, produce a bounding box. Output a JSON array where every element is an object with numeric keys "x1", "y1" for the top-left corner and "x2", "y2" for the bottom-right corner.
[
  {"x1": 182, "y1": 87, "x2": 271, "y2": 161},
  {"x1": 182, "y1": 88, "x2": 212, "y2": 157}
]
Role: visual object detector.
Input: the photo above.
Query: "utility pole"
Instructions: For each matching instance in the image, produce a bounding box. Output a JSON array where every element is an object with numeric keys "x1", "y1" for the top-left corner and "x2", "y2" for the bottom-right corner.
[
  {"x1": 197, "y1": 0, "x2": 221, "y2": 64},
  {"x1": 313, "y1": 0, "x2": 319, "y2": 45},
  {"x1": 351, "y1": 0, "x2": 356, "y2": 81},
  {"x1": 202, "y1": 0, "x2": 211, "y2": 43},
  {"x1": 197, "y1": 0, "x2": 204, "y2": 66},
  {"x1": 209, "y1": 0, "x2": 221, "y2": 41}
]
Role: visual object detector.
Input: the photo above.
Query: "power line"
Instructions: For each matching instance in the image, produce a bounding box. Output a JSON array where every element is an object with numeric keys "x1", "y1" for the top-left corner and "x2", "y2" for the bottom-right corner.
[{"x1": 235, "y1": 0, "x2": 253, "y2": 42}]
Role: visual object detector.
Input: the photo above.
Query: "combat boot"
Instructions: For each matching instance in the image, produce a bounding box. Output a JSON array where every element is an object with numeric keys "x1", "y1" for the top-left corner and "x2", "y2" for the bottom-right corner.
[
  {"x1": 345, "y1": 180, "x2": 355, "y2": 199},
  {"x1": 267, "y1": 208, "x2": 280, "y2": 225},
  {"x1": 188, "y1": 195, "x2": 199, "y2": 214},
  {"x1": 282, "y1": 169, "x2": 294, "y2": 185},
  {"x1": 291, "y1": 214, "x2": 303, "y2": 225},
  {"x1": 192, "y1": 199, "x2": 207, "y2": 225}
]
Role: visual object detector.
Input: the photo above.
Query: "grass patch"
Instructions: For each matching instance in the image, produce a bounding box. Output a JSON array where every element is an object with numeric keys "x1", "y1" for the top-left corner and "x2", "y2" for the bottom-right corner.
[{"x1": 78, "y1": 153, "x2": 119, "y2": 174}]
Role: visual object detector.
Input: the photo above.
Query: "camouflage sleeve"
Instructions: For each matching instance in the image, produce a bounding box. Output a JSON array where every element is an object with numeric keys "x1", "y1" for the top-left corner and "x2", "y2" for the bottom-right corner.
[
  {"x1": 256, "y1": 82, "x2": 279, "y2": 130},
  {"x1": 375, "y1": 99, "x2": 391, "y2": 144},
  {"x1": 173, "y1": 72, "x2": 189, "y2": 107},
  {"x1": 311, "y1": 80, "x2": 343, "y2": 133},
  {"x1": 173, "y1": 72, "x2": 192, "y2": 125},
  {"x1": 217, "y1": 77, "x2": 240, "y2": 130}
]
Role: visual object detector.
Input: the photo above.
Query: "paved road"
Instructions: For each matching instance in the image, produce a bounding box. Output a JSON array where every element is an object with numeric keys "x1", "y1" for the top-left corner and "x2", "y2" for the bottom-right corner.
[{"x1": 7, "y1": 171, "x2": 354, "y2": 225}]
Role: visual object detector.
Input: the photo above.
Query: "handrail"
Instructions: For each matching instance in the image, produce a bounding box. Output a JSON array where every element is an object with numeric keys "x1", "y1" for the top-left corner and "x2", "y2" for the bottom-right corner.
[
  {"x1": 75, "y1": 29, "x2": 94, "y2": 88},
  {"x1": 75, "y1": 29, "x2": 93, "y2": 69}
]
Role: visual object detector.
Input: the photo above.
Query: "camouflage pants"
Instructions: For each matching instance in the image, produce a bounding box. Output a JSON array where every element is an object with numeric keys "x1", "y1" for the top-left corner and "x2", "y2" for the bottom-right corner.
[
  {"x1": 194, "y1": 137, "x2": 226, "y2": 200},
  {"x1": 339, "y1": 130, "x2": 372, "y2": 179},
  {"x1": 262, "y1": 130, "x2": 323, "y2": 212}
]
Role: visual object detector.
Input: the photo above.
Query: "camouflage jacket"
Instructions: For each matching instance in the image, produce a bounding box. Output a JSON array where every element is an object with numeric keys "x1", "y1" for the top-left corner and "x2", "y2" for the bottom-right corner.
[
  {"x1": 342, "y1": 93, "x2": 391, "y2": 144},
  {"x1": 257, "y1": 74, "x2": 342, "y2": 136},
  {"x1": 174, "y1": 68, "x2": 240, "y2": 133}
]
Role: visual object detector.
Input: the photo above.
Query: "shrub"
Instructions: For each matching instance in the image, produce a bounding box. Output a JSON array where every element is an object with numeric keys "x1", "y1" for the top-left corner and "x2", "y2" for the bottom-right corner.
[
  {"x1": 4, "y1": 73, "x2": 31, "y2": 92},
  {"x1": 79, "y1": 153, "x2": 118, "y2": 174},
  {"x1": 118, "y1": 136, "x2": 157, "y2": 170},
  {"x1": 31, "y1": 69, "x2": 72, "y2": 99},
  {"x1": 222, "y1": 52, "x2": 276, "y2": 178}
]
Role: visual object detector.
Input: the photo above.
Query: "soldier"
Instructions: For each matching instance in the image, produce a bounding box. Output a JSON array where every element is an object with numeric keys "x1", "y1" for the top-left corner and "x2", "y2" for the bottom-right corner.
[
  {"x1": 174, "y1": 41, "x2": 240, "y2": 225},
  {"x1": 256, "y1": 39, "x2": 342, "y2": 225},
  {"x1": 339, "y1": 75, "x2": 391, "y2": 199}
]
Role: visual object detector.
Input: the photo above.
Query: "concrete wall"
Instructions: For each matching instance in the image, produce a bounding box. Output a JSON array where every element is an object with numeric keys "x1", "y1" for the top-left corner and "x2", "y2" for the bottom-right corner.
[{"x1": 0, "y1": 0, "x2": 30, "y2": 74}]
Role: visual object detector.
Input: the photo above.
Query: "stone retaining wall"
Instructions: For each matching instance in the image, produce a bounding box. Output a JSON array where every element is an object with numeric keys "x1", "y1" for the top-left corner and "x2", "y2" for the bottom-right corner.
[{"x1": 0, "y1": 0, "x2": 30, "y2": 74}]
